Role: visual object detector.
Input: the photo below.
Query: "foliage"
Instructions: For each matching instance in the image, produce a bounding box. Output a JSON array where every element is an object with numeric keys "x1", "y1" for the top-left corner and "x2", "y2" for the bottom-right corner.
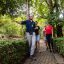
[
  {"x1": 0, "y1": 15, "x2": 26, "y2": 37},
  {"x1": 53, "y1": 37, "x2": 64, "y2": 56},
  {"x1": 4, "y1": 23, "x2": 21, "y2": 36},
  {"x1": 0, "y1": 0, "x2": 17, "y2": 15},
  {"x1": 0, "y1": 0, "x2": 64, "y2": 37},
  {"x1": 0, "y1": 39, "x2": 29, "y2": 64}
]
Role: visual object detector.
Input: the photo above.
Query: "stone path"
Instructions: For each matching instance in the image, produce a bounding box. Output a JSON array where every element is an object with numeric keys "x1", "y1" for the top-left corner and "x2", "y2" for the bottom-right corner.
[
  {"x1": 24, "y1": 39, "x2": 64, "y2": 64},
  {"x1": 54, "y1": 53, "x2": 64, "y2": 64}
]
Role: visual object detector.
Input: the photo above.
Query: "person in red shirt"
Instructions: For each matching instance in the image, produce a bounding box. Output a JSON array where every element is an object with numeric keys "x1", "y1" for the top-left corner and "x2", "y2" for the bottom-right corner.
[{"x1": 45, "y1": 23, "x2": 53, "y2": 52}]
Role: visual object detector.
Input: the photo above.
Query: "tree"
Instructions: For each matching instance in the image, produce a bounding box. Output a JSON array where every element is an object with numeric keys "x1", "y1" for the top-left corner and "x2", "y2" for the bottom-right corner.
[
  {"x1": 0, "y1": 0, "x2": 64, "y2": 37},
  {"x1": 45, "y1": 0, "x2": 64, "y2": 37}
]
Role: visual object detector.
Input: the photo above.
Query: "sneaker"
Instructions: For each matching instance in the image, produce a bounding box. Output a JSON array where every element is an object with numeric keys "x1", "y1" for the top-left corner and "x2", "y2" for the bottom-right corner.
[
  {"x1": 50, "y1": 50, "x2": 52, "y2": 52},
  {"x1": 46, "y1": 47, "x2": 49, "y2": 50},
  {"x1": 49, "y1": 49, "x2": 52, "y2": 52},
  {"x1": 33, "y1": 58, "x2": 37, "y2": 61},
  {"x1": 30, "y1": 55, "x2": 33, "y2": 58}
]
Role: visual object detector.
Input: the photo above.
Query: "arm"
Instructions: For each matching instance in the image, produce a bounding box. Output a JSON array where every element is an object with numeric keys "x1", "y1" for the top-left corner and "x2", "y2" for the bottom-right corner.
[
  {"x1": 15, "y1": 21, "x2": 21, "y2": 24},
  {"x1": 38, "y1": 26, "x2": 40, "y2": 30},
  {"x1": 21, "y1": 21, "x2": 26, "y2": 25},
  {"x1": 52, "y1": 27, "x2": 53, "y2": 38},
  {"x1": 38, "y1": 26, "x2": 40, "y2": 33},
  {"x1": 14, "y1": 21, "x2": 26, "y2": 25}
]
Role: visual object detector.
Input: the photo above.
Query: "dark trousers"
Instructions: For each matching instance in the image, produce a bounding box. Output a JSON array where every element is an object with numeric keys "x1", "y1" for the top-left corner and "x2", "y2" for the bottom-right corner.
[{"x1": 46, "y1": 34, "x2": 53, "y2": 50}]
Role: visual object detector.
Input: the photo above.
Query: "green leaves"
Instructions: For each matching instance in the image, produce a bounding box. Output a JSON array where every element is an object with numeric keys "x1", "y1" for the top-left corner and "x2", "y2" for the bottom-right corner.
[
  {"x1": 0, "y1": 0, "x2": 17, "y2": 15},
  {"x1": 0, "y1": 15, "x2": 26, "y2": 36},
  {"x1": 53, "y1": 37, "x2": 64, "y2": 56},
  {"x1": 0, "y1": 39, "x2": 28, "y2": 64}
]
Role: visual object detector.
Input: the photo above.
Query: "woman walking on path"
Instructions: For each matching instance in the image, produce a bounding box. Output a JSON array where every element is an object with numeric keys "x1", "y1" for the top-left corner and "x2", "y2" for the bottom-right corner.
[
  {"x1": 44, "y1": 23, "x2": 53, "y2": 52},
  {"x1": 35, "y1": 22, "x2": 40, "y2": 52}
]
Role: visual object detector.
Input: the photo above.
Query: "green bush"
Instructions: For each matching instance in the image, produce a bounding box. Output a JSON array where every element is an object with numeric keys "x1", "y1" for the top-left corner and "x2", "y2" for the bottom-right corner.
[
  {"x1": 4, "y1": 23, "x2": 21, "y2": 36},
  {"x1": 0, "y1": 39, "x2": 28, "y2": 64},
  {"x1": 0, "y1": 15, "x2": 25, "y2": 36},
  {"x1": 53, "y1": 37, "x2": 64, "y2": 56}
]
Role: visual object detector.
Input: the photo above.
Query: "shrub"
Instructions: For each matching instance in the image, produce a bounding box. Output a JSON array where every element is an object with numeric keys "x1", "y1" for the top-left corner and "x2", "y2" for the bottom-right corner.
[
  {"x1": 0, "y1": 15, "x2": 26, "y2": 37},
  {"x1": 53, "y1": 37, "x2": 64, "y2": 56},
  {"x1": 4, "y1": 22, "x2": 21, "y2": 36},
  {"x1": 0, "y1": 39, "x2": 29, "y2": 64}
]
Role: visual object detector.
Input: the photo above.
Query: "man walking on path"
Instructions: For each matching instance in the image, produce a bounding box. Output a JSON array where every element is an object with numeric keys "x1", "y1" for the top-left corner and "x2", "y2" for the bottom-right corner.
[
  {"x1": 15, "y1": 16, "x2": 36, "y2": 58},
  {"x1": 44, "y1": 23, "x2": 53, "y2": 52}
]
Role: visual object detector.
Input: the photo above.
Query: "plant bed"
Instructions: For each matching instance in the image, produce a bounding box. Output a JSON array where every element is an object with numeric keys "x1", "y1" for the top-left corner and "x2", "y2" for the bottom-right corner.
[
  {"x1": 53, "y1": 37, "x2": 64, "y2": 56},
  {"x1": 0, "y1": 39, "x2": 29, "y2": 64}
]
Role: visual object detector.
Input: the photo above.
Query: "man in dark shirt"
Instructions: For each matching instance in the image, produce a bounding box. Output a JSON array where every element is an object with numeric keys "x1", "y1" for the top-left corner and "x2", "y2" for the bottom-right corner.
[
  {"x1": 57, "y1": 22, "x2": 63, "y2": 37},
  {"x1": 15, "y1": 16, "x2": 36, "y2": 58},
  {"x1": 21, "y1": 19, "x2": 35, "y2": 35},
  {"x1": 35, "y1": 22, "x2": 40, "y2": 52}
]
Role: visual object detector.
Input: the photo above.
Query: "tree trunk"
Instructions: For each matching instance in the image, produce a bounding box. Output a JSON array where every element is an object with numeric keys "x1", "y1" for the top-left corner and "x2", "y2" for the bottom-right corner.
[
  {"x1": 46, "y1": 0, "x2": 63, "y2": 37},
  {"x1": 54, "y1": 0, "x2": 63, "y2": 37},
  {"x1": 26, "y1": 0, "x2": 30, "y2": 19}
]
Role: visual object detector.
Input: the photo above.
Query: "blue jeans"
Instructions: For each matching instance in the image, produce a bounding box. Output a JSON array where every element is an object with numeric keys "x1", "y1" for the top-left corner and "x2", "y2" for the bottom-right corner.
[{"x1": 36, "y1": 35, "x2": 40, "y2": 42}]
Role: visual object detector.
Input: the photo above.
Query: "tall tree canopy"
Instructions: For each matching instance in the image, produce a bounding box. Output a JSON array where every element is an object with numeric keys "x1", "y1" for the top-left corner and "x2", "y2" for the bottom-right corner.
[{"x1": 0, "y1": 0, "x2": 64, "y2": 37}]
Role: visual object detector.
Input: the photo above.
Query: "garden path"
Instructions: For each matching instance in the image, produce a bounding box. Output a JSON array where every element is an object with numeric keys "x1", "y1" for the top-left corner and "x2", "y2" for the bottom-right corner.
[{"x1": 24, "y1": 39, "x2": 64, "y2": 64}]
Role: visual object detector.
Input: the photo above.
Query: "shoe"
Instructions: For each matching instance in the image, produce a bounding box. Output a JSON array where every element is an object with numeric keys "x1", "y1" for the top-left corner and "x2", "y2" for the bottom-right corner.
[
  {"x1": 46, "y1": 47, "x2": 49, "y2": 50},
  {"x1": 33, "y1": 58, "x2": 37, "y2": 61},
  {"x1": 30, "y1": 55, "x2": 35, "y2": 60},
  {"x1": 49, "y1": 49, "x2": 52, "y2": 52}
]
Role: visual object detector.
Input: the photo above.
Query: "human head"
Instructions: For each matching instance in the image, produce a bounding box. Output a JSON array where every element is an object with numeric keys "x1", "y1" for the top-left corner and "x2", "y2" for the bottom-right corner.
[{"x1": 29, "y1": 16, "x2": 33, "y2": 20}]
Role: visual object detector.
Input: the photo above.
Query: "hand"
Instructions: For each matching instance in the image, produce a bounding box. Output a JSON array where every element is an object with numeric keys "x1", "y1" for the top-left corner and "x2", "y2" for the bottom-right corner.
[{"x1": 35, "y1": 27, "x2": 38, "y2": 29}]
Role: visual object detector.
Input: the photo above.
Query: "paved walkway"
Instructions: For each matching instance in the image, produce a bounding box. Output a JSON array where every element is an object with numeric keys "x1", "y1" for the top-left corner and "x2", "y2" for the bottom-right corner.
[{"x1": 24, "y1": 39, "x2": 64, "y2": 64}]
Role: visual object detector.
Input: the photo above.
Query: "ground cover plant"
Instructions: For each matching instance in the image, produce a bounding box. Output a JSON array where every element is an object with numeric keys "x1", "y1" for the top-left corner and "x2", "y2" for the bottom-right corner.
[
  {"x1": 53, "y1": 37, "x2": 64, "y2": 56},
  {"x1": 0, "y1": 39, "x2": 29, "y2": 64}
]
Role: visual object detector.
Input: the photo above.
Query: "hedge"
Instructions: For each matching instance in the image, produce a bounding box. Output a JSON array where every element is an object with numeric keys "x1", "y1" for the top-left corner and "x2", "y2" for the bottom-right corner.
[
  {"x1": 53, "y1": 37, "x2": 64, "y2": 56},
  {"x1": 0, "y1": 39, "x2": 29, "y2": 64}
]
